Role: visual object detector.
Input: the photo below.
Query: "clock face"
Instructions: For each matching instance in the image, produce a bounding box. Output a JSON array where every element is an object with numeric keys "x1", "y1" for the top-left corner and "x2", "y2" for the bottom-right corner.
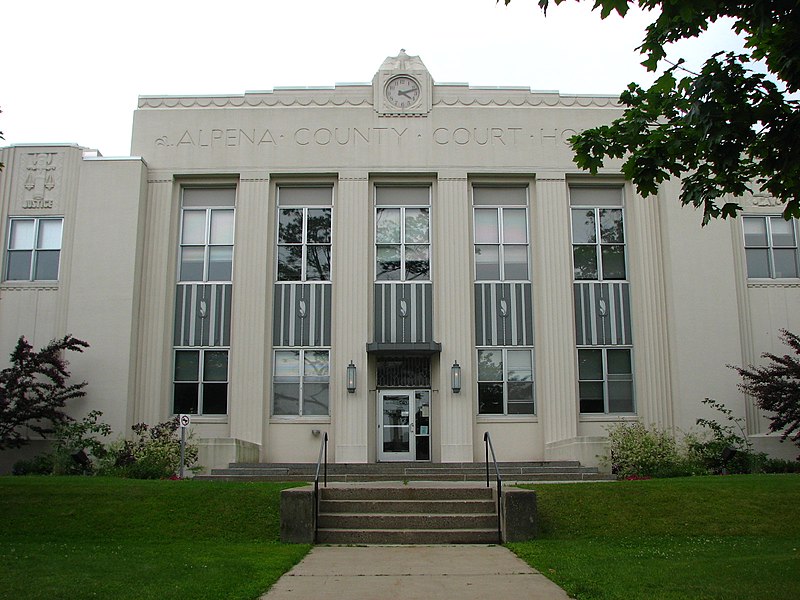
[{"x1": 385, "y1": 76, "x2": 421, "y2": 109}]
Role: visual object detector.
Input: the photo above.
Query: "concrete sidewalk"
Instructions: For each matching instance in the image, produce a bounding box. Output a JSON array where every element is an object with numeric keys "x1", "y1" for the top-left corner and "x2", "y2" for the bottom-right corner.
[{"x1": 260, "y1": 545, "x2": 572, "y2": 599}]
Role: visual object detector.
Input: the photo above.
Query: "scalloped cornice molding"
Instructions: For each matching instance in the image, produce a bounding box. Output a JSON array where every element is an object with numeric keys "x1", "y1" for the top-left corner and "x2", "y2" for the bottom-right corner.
[{"x1": 138, "y1": 88, "x2": 622, "y2": 110}]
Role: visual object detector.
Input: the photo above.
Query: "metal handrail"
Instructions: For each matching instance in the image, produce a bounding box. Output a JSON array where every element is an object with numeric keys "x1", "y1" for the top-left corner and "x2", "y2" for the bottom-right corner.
[
  {"x1": 313, "y1": 432, "x2": 328, "y2": 543},
  {"x1": 483, "y1": 431, "x2": 503, "y2": 542}
]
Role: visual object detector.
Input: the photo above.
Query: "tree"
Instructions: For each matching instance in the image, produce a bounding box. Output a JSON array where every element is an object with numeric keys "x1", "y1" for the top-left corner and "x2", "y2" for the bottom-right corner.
[
  {"x1": 0, "y1": 335, "x2": 89, "y2": 450},
  {"x1": 734, "y1": 329, "x2": 800, "y2": 456},
  {"x1": 502, "y1": 0, "x2": 800, "y2": 224}
]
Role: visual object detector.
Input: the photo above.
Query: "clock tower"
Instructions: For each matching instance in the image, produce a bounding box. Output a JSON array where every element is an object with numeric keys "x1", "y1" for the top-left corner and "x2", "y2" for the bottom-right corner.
[{"x1": 373, "y1": 49, "x2": 433, "y2": 116}]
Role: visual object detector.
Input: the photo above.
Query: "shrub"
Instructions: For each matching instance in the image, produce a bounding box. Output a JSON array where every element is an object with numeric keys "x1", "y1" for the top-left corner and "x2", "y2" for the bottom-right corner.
[
  {"x1": 12, "y1": 454, "x2": 54, "y2": 475},
  {"x1": 99, "y1": 417, "x2": 199, "y2": 479},
  {"x1": 686, "y1": 398, "x2": 760, "y2": 474},
  {"x1": 604, "y1": 421, "x2": 697, "y2": 478}
]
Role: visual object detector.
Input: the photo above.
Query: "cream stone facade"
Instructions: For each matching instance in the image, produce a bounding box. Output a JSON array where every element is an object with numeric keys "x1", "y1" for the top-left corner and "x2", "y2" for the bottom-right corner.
[{"x1": 1, "y1": 52, "x2": 798, "y2": 472}]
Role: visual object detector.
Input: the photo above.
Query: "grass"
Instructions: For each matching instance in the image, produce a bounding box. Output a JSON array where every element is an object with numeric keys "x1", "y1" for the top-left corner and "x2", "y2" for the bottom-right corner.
[
  {"x1": 509, "y1": 474, "x2": 800, "y2": 600},
  {"x1": 0, "y1": 477, "x2": 310, "y2": 600}
]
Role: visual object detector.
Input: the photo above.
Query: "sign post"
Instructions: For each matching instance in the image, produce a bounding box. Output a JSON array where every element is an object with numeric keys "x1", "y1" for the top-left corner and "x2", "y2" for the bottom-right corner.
[{"x1": 178, "y1": 414, "x2": 191, "y2": 478}]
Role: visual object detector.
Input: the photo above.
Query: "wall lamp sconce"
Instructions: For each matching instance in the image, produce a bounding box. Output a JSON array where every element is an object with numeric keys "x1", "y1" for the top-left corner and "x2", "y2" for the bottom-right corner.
[
  {"x1": 451, "y1": 361, "x2": 462, "y2": 394},
  {"x1": 346, "y1": 361, "x2": 357, "y2": 393}
]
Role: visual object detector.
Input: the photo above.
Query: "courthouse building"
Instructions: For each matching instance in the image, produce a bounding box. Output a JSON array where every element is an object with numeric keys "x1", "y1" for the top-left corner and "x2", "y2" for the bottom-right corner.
[{"x1": 1, "y1": 51, "x2": 798, "y2": 471}]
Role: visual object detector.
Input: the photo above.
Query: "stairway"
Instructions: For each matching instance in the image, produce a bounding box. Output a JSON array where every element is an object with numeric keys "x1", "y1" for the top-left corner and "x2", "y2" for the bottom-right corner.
[
  {"x1": 315, "y1": 484, "x2": 500, "y2": 544},
  {"x1": 197, "y1": 460, "x2": 609, "y2": 482}
]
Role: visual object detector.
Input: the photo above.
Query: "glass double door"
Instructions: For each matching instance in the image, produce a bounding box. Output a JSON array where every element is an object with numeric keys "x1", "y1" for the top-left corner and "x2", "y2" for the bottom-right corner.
[{"x1": 377, "y1": 390, "x2": 431, "y2": 462}]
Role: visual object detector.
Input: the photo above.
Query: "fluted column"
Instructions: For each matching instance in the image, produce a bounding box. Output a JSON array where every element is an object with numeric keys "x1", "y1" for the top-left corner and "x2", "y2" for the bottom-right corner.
[
  {"x1": 627, "y1": 185, "x2": 673, "y2": 429},
  {"x1": 435, "y1": 173, "x2": 473, "y2": 462},
  {"x1": 228, "y1": 174, "x2": 270, "y2": 445},
  {"x1": 534, "y1": 175, "x2": 579, "y2": 448},
  {"x1": 133, "y1": 177, "x2": 176, "y2": 425},
  {"x1": 332, "y1": 172, "x2": 370, "y2": 462}
]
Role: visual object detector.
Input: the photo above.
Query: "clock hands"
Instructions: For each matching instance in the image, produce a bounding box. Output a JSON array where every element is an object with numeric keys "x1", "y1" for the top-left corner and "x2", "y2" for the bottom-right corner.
[{"x1": 398, "y1": 88, "x2": 415, "y2": 98}]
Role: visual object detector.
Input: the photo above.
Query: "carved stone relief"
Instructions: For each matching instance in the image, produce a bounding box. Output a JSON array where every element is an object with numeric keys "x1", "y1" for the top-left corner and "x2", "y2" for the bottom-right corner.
[{"x1": 17, "y1": 152, "x2": 62, "y2": 210}]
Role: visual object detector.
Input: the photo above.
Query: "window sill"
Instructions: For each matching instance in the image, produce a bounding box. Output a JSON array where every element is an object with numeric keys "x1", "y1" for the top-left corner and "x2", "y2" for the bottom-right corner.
[
  {"x1": 270, "y1": 416, "x2": 331, "y2": 424},
  {"x1": 177, "y1": 416, "x2": 228, "y2": 425},
  {"x1": 477, "y1": 415, "x2": 538, "y2": 424},
  {"x1": 1, "y1": 281, "x2": 60, "y2": 290},
  {"x1": 747, "y1": 279, "x2": 800, "y2": 287},
  {"x1": 579, "y1": 414, "x2": 638, "y2": 423}
]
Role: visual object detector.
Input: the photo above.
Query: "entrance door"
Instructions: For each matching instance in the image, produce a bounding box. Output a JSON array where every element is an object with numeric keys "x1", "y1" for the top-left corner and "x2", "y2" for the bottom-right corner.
[{"x1": 378, "y1": 390, "x2": 431, "y2": 461}]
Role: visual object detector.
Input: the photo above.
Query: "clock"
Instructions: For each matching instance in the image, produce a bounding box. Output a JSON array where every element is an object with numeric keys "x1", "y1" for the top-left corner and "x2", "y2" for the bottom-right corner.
[{"x1": 385, "y1": 75, "x2": 421, "y2": 109}]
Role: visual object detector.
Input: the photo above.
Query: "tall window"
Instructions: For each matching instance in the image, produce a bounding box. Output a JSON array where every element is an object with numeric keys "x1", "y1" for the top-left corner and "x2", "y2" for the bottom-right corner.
[
  {"x1": 375, "y1": 186, "x2": 430, "y2": 281},
  {"x1": 577, "y1": 348, "x2": 634, "y2": 414},
  {"x1": 473, "y1": 186, "x2": 529, "y2": 281},
  {"x1": 273, "y1": 350, "x2": 330, "y2": 416},
  {"x1": 277, "y1": 186, "x2": 332, "y2": 281},
  {"x1": 571, "y1": 186, "x2": 634, "y2": 415},
  {"x1": 743, "y1": 216, "x2": 799, "y2": 279},
  {"x1": 5, "y1": 217, "x2": 63, "y2": 281},
  {"x1": 571, "y1": 187, "x2": 626, "y2": 281},
  {"x1": 173, "y1": 349, "x2": 229, "y2": 415},
  {"x1": 179, "y1": 188, "x2": 235, "y2": 282},
  {"x1": 477, "y1": 348, "x2": 535, "y2": 415}
]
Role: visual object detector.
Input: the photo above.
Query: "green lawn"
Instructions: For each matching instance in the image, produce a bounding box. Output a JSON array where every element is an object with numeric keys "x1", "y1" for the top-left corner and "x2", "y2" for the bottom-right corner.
[
  {"x1": 0, "y1": 477, "x2": 310, "y2": 600},
  {"x1": 509, "y1": 474, "x2": 800, "y2": 600}
]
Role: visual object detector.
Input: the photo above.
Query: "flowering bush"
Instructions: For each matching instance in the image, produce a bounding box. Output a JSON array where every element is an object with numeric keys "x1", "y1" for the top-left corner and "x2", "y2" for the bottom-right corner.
[
  {"x1": 99, "y1": 417, "x2": 199, "y2": 479},
  {"x1": 603, "y1": 421, "x2": 699, "y2": 478}
]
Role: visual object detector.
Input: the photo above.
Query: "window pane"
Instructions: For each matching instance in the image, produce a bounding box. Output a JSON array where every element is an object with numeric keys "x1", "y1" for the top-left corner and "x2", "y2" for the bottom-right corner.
[
  {"x1": 599, "y1": 209, "x2": 624, "y2": 243},
  {"x1": 743, "y1": 217, "x2": 768, "y2": 246},
  {"x1": 376, "y1": 245, "x2": 401, "y2": 280},
  {"x1": 306, "y1": 245, "x2": 331, "y2": 280},
  {"x1": 608, "y1": 381, "x2": 634, "y2": 413},
  {"x1": 278, "y1": 209, "x2": 303, "y2": 244},
  {"x1": 274, "y1": 351, "x2": 300, "y2": 377},
  {"x1": 502, "y1": 209, "x2": 527, "y2": 243},
  {"x1": 208, "y1": 246, "x2": 233, "y2": 281},
  {"x1": 773, "y1": 249, "x2": 799, "y2": 278},
  {"x1": 209, "y1": 210, "x2": 234, "y2": 245},
  {"x1": 578, "y1": 349, "x2": 603, "y2": 380},
  {"x1": 474, "y1": 209, "x2": 499, "y2": 244},
  {"x1": 570, "y1": 187, "x2": 622, "y2": 206},
  {"x1": 34, "y1": 250, "x2": 60, "y2": 280},
  {"x1": 503, "y1": 245, "x2": 529, "y2": 280},
  {"x1": 601, "y1": 245, "x2": 626, "y2": 279},
  {"x1": 181, "y1": 211, "x2": 207, "y2": 245},
  {"x1": 508, "y1": 380, "x2": 534, "y2": 415},
  {"x1": 478, "y1": 350, "x2": 503, "y2": 381},
  {"x1": 279, "y1": 187, "x2": 331, "y2": 206},
  {"x1": 304, "y1": 351, "x2": 329, "y2": 378},
  {"x1": 303, "y1": 383, "x2": 329, "y2": 415},
  {"x1": 571, "y1": 210, "x2": 597, "y2": 244},
  {"x1": 607, "y1": 349, "x2": 632, "y2": 375},
  {"x1": 473, "y1": 187, "x2": 527, "y2": 206},
  {"x1": 277, "y1": 246, "x2": 303, "y2": 281},
  {"x1": 6, "y1": 251, "x2": 32, "y2": 280},
  {"x1": 579, "y1": 382, "x2": 604, "y2": 413},
  {"x1": 273, "y1": 383, "x2": 300, "y2": 415},
  {"x1": 376, "y1": 208, "x2": 401, "y2": 243},
  {"x1": 770, "y1": 217, "x2": 796, "y2": 247},
  {"x1": 173, "y1": 383, "x2": 199, "y2": 414},
  {"x1": 9, "y1": 220, "x2": 35, "y2": 249},
  {"x1": 307, "y1": 209, "x2": 331, "y2": 243},
  {"x1": 204, "y1": 351, "x2": 228, "y2": 382},
  {"x1": 375, "y1": 186, "x2": 429, "y2": 206},
  {"x1": 183, "y1": 188, "x2": 235, "y2": 207},
  {"x1": 202, "y1": 383, "x2": 228, "y2": 414},
  {"x1": 507, "y1": 350, "x2": 532, "y2": 381},
  {"x1": 405, "y1": 245, "x2": 429, "y2": 280},
  {"x1": 573, "y1": 246, "x2": 598, "y2": 280},
  {"x1": 475, "y1": 245, "x2": 500, "y2": 280},
  {"x1": 37, "y1": 220, "x2": 63, "y2": 249},
  {"x1": 175, "y1": 351, "x2": 200, "y2": 381},
  {"x1": 405, "y1": 208, "x2": 429, "y2": 243},
  {"x1": 180, "y1": 247, "x2": 205, "y2": 281},
  {"x1": 745, "y1": 248, "x2": 770, "y2": 278},
  {"x1": 478, "y1": 383, "x2": 504, "y2": 414}
]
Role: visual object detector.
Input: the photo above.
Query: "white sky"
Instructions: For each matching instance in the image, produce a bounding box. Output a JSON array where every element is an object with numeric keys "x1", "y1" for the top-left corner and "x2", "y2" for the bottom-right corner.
[{"x1": 2, "y1": 0, "x2": 743, "y2": 157}]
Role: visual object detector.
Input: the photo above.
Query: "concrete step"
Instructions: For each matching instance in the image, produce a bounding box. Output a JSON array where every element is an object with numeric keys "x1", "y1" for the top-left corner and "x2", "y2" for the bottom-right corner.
[
  {"x1": 317, "y1": 513, "x2": 497, "y2": 530},
  {"x1": 319, "y1": 498, "x2": 495, "y2": 514},
  {"x1": 320, "y1": 485, "x2": 493, "y2": 501},
  {"x1": 196, "y1": 471, "x2": 610, "y2": 482},
  {"x1": 315, "y1": 528, "x2": 500, "y2": 544}
]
